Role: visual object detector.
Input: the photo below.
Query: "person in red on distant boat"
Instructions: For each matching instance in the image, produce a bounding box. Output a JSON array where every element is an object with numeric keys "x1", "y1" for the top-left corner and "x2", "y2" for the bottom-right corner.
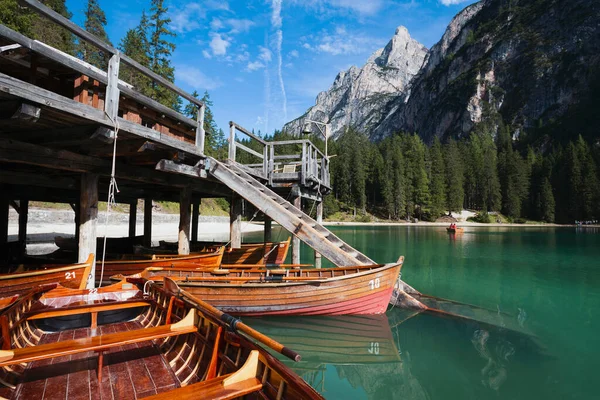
[{"x1": 449, "y1": 223, "x2": 456, "y2": 229}]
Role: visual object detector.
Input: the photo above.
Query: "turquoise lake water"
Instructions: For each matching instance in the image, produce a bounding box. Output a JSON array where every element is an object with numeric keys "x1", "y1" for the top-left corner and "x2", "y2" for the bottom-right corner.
[{"x1": 244, "y1": 226, "x2": 600, "y2": 399}]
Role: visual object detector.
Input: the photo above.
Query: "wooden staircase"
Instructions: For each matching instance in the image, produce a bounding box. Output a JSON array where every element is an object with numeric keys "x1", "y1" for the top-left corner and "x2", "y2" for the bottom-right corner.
[{"x1": 208, "y1": 157, "x2": 375, "y2": 267}]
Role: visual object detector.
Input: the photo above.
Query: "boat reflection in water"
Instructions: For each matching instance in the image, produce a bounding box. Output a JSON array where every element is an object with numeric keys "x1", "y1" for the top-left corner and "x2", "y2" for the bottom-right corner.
[{"x1": 247, "y1": 306, "x2": 548, "y2": 399}]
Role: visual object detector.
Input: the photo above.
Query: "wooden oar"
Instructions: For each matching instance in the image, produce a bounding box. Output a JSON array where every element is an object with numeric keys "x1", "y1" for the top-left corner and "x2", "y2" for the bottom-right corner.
[{"x1": 162, "y1": 277, "x2": 302, "y2": 362}]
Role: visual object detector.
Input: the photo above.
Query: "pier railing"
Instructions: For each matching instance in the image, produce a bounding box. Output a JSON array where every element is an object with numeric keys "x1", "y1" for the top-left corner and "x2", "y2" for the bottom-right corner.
[
  {"x1": 228, "y1": 121, "x2": 330, "y2": 190},
  {"x1": 0, "y1": 0, "x2": 206, "y2": 154}
]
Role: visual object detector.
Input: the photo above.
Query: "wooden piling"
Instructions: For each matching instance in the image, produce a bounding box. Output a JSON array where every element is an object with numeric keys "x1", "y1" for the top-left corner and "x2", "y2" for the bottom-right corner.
[
  {"x1": 128, "y1": 201, "x2": 137, "y2": 238},
  {"x1": 230, "y1": 194, "x2": 242, "y2": 249},
  {"x1": 315, "y1": 201, "x2": 323, "y2": 269},
  {"x1": 18, "y1": 199, "x2": 28, "y2": 256},
  {"x1": 144, "y1": 197, "x2": 152, "y2": 247},
  {"x1": 0, "y1": 197, "x2": 8, "y2": 250},
  {"x1": 178, "y1": 187, "x2": 191, "y2": 255},
  {"x1": 292, "y1": 195, "x2": 301, "y2": 264},
  {"x1": 264, "y1": 215, "x2": 272, "y2": 243},
  {"x1": 78, "y1": 173, "x2": 98, "y2": 288},
  {"x1": 191, "y1": 200, "x2": 201, "y2": 243}
]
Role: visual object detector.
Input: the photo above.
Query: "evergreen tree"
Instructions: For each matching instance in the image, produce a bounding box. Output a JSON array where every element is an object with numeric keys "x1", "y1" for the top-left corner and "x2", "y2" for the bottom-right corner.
[
  {"x1": 576, "y1": 135, "x2": 599, "y2": 219},
  {"x1": 539, "y1": 177, "x2": 555, "y2": 222},
  {"x1": 148, "y1": 0, "x2": 179, "y2": 110},
  {"x1": 184, "y1": 91, "x2": 226, "y2": 158},
  {"x1": 31, "y1": 0, "x2": 75, "y2": 54},
  {"x1": 429, "y1": 137, "x2": 446, "y2": 218},
  {"x1": 78, "y1": 0, "x2": 111, "y2": 69},
  {"x1": 444, "y1": 139, "x2": 464, "y2": 214},
  {"x1": 497, "y1": 127, "x2": 529, "y2": 218},
  {"x1": 119, "y1": 11, "x2": 151, "y2": 95},
  {"x1": 0, "y1": 0, "x2": 34, "y2": 35}
]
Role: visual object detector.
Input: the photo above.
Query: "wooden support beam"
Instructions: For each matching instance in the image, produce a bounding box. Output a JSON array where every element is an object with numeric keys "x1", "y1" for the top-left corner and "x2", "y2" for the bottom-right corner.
[
  {"x1": 292, "y1": 195, "x2": 301, "y2": 264},
  {"x1": 0, "y1": 139, "x2": 225, "y2": 196},
  {"x1": 78, "y1": 173, "x2": 98, "y2": 289},
  {"x1": 9, "y1": 200, "x2": 20, "y2": 214},
  {"x1": 0, "y1": 197, "x2": 8, "y2": 249},
  {"x1": 315, "y1": 201, "x2": 323, "y2": 269},
  {"x1": 230, "y1": 194, "x2": 242, "y2": 249},
  {"x1": 74, "y1": 201, "x2": 80, "y2": 243},
  {"x1": 144, "y1": 198, "x2": 152, "y2": 247},
  {"x1": 191, "y1": 200, "x2": 200, "y2": 243},
  {"x1": 178, "y1": 187, "x2": 191, "y2": 255},
  {"x1": 18, "y1": 199, "x2": 28, "y2": 255},
  {"x1": 129, "y1": 201, "x2": 137, "y2": 238},
  {"x1": 196, "y1": 103, "x2": 205, "y2": 154},
  {"x1": 11, "y1": 103, "x2": 40, "y2": 123},
  {"x1": 0, "y1": 72, "x2": 202, "y2": 156},
  {"x1": 264, "y1": 216, "x2": 272, "y2": 243},
  {"x1": 155, "y1": 159, "x2": 207, "y2": 179}
]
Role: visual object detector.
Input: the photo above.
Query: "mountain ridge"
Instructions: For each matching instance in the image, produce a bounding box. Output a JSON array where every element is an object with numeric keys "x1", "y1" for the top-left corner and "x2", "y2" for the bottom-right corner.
[{"x1": 284, "y1": 0, "x2": 600, "y2": 145}]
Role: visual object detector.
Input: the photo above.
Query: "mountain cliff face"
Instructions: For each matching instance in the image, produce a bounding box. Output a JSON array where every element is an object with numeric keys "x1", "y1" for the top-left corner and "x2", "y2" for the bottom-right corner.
[
  {"x1": 283, "y1": 26, "x2": 427, "y2": 139},
  {"x1": 286, "y1": 0, "x2": 600, "y2": 144}
]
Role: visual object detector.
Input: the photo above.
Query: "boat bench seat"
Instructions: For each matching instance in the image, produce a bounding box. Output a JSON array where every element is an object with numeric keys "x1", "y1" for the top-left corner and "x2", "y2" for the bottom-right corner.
[
  {"x1": 0, "y1": 309, "x2": 197, "y2": 380},
  {"x1": 143, "y1": 350, "x2": 262, "y2": 400},
  {"x1": 26, "y1": 299, "x2": 152, "y2": 328}
]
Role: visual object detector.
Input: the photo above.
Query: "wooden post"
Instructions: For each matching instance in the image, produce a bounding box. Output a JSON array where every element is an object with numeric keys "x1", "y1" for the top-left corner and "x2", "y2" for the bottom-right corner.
[
  {"x1": 264, "y1": 215, "x2": 272, "y2": 243},
  {"x1": 0, "y1": 197, "x2": 8, "y2": 251},
  {"x1": 191, "y1": 200, "x2": 201, "y2": 243},
  {"x1": 128, "y1": 201, "x2": 137, "y2": 238},
  {"x1": 315, "y1": 201, "x2": 323, "y2": 269},
  {"x1": 228, "y1": 122, "x2": 236, "y2": 161},
  {"x1": 104, "y1": 53, "x2": 120, "y2": 123},
  {"x1": 196, "y1": 103, "x2": 206, "y2": 154},
  {"x1": 292, "y1": 195, "x2": 301, "y2": 264},
  {"x1": 79, "y1": 173, "x2": 98, "y2": 289},
  {"x1": 18, "y1": 199, "x2": 28, "y2": 256},
  {"x1": 144, "y1": 198, "x2": 152, "y2": 247},
  {"x1": 178, "y1": 187, "x2": 191, "y2": 255},
  {"x1": 230, "y1": 194, "x2": 242, "y2": 249}
]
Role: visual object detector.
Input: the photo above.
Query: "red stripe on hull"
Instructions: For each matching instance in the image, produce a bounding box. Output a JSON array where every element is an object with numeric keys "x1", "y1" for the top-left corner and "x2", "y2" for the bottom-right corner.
[{"x1": 232, "y1": 288, "x2": 393, "y2": 316}]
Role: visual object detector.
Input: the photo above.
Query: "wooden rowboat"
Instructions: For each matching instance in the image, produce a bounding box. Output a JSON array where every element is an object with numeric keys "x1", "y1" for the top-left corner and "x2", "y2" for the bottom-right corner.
[
  {"x1": 156, "y1": 238, "x2": 291, "y2": 265},
  {"x1": 95, "y1": 247, "x2": 225, "y2": 284},
  {"x1": 131, "y1": 257, "x2": 404, "y2": 316},
  {"x1": 0, "y1": 278, "x2": 323, "y2": 399},
  {"x1": 0, "y1": 254, "x2": 93, "y2": 305},
  {"x1": 446, "y1": 227, "x2": 464, "y2": 233}
]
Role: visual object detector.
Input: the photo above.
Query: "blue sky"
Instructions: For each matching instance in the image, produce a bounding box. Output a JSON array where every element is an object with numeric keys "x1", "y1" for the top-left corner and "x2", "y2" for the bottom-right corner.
[{"x1": 66, "y1": 0, "x2": 477, "y2": 136}]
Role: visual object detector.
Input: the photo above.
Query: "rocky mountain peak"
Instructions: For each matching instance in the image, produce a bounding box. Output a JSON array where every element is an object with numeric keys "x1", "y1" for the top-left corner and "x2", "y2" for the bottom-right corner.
[{"x1": 284, "y1": 26, "x2": 427, "y2": 138}]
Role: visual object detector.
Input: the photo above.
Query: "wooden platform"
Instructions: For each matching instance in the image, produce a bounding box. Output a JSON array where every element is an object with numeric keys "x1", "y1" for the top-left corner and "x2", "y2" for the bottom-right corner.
[{"x1": 13, "y1": 321, "x2": 179, "y2": 400}]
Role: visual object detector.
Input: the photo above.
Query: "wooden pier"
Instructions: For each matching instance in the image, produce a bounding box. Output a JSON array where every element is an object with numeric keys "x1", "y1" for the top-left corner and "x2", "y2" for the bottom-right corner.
[{"x1": 0, "y1": 0, "x2": 375, "y2": 280}]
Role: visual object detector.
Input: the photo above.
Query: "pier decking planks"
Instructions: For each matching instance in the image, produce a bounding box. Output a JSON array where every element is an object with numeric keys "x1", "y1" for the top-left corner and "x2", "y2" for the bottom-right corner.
[{"x1": 13, "y1": 321, "x2": 179, "y2": 400}]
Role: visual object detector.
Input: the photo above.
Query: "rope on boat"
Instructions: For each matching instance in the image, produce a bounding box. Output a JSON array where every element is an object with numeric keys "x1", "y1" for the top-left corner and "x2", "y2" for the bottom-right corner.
[{"x1": 98, "y1": 111, "x2": 120, "y2": 288}]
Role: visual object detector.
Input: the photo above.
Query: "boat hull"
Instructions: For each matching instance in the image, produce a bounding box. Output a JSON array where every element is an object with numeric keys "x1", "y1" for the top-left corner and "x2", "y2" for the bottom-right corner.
[
  {"x1": 95, "y1": 248, "x2": 224, "y2": 282},
  {"x1": 146, "y1": 262, "x2": 402, "y2": 316},
  {"x1": 0, "y1": 255, "x2": 93, "y2": 301}
]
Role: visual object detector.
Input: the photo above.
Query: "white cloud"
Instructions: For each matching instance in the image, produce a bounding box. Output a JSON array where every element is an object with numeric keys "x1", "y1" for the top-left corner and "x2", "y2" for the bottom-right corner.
[
  {"x1": 169, "y1": 2, "x2": 230, "y2": 33},
  {"x1": 209, "y1": 33, "x2": 231, "y2": 56},
  {"x1": 289, "y1": 0, "x2": 384, "y2": 17},
  {"x1": 210, "y1": 18, "x2": 224, "y2": 30},
  {"x1": 289, "y1": 50, "x2": 299, "y2": 58},
  {"x1": 225, "y1": 18, "x2": 255, "y2": 33},
  {"x1": 271, "y1": 0, "x2": 282, "y2": 28},
  {"x1": 302, "y1": 26, "x2": 386, "y2": 56},
  {"x1": 246, "y1": 61, "x2": 265, "y2": 71},
  {"x1": 439, "y1": 0, "x2": 470, "y2": 5},
  {"x1": 202, "y1": 50, "x2": 212, "y2": 59},
  {"x1": 176, "y1": 65, "x2": 222, "y2": 91},
  {"x1": 258, "y1": 46, "x2": 272, "y2": 62}
]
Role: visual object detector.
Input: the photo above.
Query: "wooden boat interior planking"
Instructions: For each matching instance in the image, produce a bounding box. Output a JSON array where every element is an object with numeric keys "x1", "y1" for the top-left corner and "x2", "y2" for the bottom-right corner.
[{"x1": 0, "y1": 281, "x2": 323, "y2": 399}]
